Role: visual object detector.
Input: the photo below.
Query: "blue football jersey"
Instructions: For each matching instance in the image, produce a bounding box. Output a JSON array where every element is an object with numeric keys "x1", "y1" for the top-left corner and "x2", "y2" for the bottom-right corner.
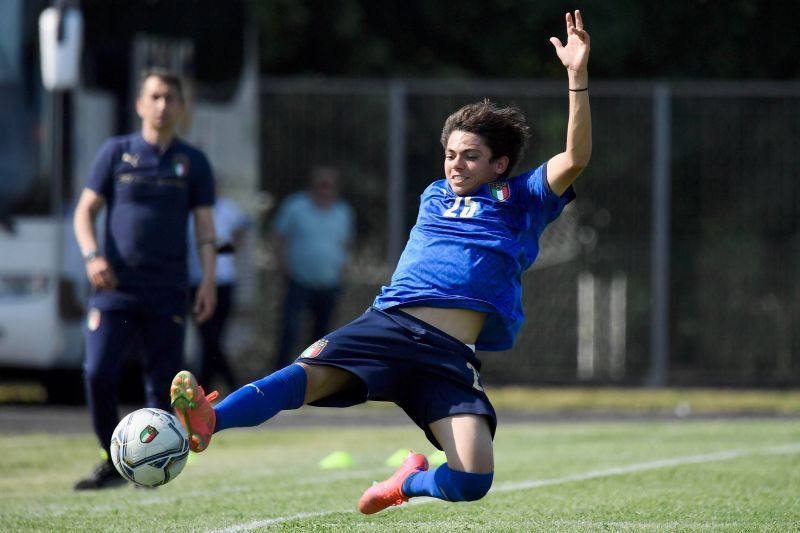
[{"x1": 373, "y1": 162, "x2": 575, "y2": 351}]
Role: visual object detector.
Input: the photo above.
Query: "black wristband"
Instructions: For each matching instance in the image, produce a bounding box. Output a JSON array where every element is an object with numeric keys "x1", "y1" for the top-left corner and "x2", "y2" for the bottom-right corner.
[{"x1": 569, "y1": 87, "x2": 589, "y2": 92}]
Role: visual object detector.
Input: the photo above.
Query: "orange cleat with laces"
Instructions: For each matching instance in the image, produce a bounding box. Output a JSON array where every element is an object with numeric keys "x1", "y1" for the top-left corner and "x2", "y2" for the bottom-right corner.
[
  {"x1": 358, "y1": 451, "x2": 429, "y2": 514},
  {"x1": 170, "y1": 370, "x2": 218, "y2": 452}
]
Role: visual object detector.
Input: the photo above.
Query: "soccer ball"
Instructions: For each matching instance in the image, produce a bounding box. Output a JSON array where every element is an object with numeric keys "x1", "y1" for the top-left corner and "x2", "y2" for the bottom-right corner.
[{"x1": 109, "y1": 407, "x2": 190, "y2": 487}]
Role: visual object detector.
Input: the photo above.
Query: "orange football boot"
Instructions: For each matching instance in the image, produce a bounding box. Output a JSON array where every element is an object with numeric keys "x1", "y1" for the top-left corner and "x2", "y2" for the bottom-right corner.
[
  {"x1": 358, "y1": 452, "x2": 429, "y2": 514},
  {"x1": 170, "y1": 370, "x2": 218, "y2": 452}
]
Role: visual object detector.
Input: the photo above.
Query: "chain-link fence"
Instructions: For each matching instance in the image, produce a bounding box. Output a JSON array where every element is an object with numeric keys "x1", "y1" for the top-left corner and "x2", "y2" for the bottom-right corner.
[{"x1": 232, "y1": 78, "x2": 800, "y2": 387}]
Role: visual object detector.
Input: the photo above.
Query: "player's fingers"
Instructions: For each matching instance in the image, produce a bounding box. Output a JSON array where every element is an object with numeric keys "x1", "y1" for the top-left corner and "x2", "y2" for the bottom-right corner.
[
  {"x1": 549, "y1": 37, "x2": 563, "y2": 50},
  {"x1": 195, "y1": 304, "x2": 212, "y2": 324},
  {"x1": 565, "y1": 11, "x2": 574, "y2": 33},
  {"x1": 100, "y1": 269, "x2": 116, "y2": 290},
  {"x1": 574, "y1": 9, "x2": 584, "y2": 31},
  {"x1": 94, "y1": 274, "x2": 108, "y2": 290},
  {"x1": 193, "y1": 295, "x2": 208, "y2": 319}
]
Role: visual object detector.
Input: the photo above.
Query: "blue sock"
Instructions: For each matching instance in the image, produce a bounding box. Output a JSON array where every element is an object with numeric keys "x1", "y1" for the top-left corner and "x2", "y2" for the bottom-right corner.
[
  {"x1": 214, "y1": 364, "x2": 307, "y2": 432},
  {"x1": 402, "y1": 463, "x2": 493, "y2": 502}
]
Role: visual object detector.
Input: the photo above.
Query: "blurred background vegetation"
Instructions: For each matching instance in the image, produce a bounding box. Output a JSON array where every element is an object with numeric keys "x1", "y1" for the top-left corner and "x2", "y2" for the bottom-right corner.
[
  {"x1": 252, "y1": 0, "x2": 798, "y2": 80},
  {"x1": 79, "y1": 0, "x2": 800, "y2": 81}
]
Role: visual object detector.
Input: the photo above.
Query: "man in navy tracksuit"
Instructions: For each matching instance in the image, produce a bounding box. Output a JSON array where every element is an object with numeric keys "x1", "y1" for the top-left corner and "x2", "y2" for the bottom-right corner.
[{"x1": 72, "y1": 68, "x2": 217, "y2": 490}]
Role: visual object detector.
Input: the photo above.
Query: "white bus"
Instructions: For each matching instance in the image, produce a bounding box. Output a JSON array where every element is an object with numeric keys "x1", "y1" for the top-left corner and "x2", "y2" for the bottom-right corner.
[{"x1": 0, "y1": 0, "x2": 259, "y2": 402}]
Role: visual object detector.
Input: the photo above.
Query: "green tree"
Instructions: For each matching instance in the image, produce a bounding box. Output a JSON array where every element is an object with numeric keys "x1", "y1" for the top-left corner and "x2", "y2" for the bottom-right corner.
[{"x1": 254, "y1": 0, "x2": 800, "y2": 80}]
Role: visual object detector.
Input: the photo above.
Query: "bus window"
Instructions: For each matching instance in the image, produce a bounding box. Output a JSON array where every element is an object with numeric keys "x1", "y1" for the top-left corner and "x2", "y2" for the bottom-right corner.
[{"x1": 0, "y1": 0, "x2": 47, "y2": 221}]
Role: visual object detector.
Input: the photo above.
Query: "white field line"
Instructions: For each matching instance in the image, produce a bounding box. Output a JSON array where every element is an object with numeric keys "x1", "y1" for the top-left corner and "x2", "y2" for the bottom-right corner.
[
  {"x1": 25, "y1": 467, "x2": 391, "y2": 517},
  {"x1": 211, "y1": 443, "x2": 800, "y2": 532}
]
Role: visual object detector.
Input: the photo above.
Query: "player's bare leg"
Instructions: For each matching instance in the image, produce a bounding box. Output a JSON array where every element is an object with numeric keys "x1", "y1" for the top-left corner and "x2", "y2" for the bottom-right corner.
[
  {"x1": 429, "y1": 414, "x2": 494, "y2": 473},
  {"x1": 296, "y1": 361, "x2": 360, "y2": 403}
]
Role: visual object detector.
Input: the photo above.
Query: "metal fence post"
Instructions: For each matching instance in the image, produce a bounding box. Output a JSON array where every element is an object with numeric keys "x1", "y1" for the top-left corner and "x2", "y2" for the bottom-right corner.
[
  {"x1": 648, "y1": 83, "x2": 672, "y2": 386},
  {"x1": 387, "y1": 80, "x2": 407, "y2": 266}
]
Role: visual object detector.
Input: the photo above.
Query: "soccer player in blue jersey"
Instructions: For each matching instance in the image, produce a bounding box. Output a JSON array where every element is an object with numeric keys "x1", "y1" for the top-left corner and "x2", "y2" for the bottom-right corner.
[
  {"x1": 172, "y1": 10, "x2": 591, "y2": 513},
  {"x1": 73, "y1": 68, "x2": 217, "y2": 489}
]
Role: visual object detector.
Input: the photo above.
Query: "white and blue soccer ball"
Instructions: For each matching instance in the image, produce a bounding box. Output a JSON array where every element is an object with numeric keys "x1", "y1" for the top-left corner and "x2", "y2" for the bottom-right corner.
[{"x1": 109, "y1": 407, "x2": 190, "y2": 487}]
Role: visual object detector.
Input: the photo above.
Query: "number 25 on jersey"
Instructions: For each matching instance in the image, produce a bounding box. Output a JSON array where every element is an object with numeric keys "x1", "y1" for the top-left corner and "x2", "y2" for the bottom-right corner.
[{"x1": 444, "y1": 197, "x2": 478, "y2": 218}]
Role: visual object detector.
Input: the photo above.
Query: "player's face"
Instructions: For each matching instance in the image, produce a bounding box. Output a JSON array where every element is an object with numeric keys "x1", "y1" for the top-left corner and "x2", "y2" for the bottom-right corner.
[
  {"x1": 136, "y1": 76, "x2": 183, "y2": 132},
  {"x1": 444, "y1": 131, "x2": 508, "y2": 196}
]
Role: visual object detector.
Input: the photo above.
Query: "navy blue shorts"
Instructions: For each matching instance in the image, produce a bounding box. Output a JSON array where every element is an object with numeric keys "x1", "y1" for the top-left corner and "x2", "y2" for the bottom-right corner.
[{"x1": 296, "y1": 306, "x2": 497, "y2": 450}]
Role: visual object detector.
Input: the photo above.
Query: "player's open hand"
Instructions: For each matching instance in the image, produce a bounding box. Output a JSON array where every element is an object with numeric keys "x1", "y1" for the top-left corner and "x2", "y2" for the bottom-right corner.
[{"x1": 549, "y1": 10, "x2": 590, "y2": 73}]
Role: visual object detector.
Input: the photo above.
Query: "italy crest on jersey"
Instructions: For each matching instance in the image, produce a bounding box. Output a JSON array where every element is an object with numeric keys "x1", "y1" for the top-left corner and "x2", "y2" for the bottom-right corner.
[
  {"x1": 172, "y1": 154, "x2": 190, "y2": 178},
  {"x1": 489, "y1": 181, "x2": 511, "y2": 202}
]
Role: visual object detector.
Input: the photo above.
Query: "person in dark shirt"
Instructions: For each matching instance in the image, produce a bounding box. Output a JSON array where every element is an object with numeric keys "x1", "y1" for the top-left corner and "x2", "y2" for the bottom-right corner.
[{"x1": 72, "y1": 68, "x2": 217, "y2": 490}]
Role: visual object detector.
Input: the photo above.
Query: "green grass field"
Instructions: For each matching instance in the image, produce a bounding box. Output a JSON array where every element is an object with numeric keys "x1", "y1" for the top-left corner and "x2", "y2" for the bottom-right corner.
[{"x1": 1, "y1": 415, "x2": 798, "y2": 532}]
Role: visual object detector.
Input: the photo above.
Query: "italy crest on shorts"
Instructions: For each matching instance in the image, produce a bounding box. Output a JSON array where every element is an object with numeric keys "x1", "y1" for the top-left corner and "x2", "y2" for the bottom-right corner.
[
  {"x1": 87, "y1": 308, "x2": 101, "y2": 331},
  {"x1": 489, "y1": 181, "x2": 511, "y2": 202},
  {"x1": 300, "y1": 339, "x2": 328, "y2": 358}
]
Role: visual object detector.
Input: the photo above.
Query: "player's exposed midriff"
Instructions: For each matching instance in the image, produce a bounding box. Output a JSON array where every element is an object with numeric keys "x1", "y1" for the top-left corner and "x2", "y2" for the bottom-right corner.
[{"x1": 399, "y1": 306, "x2": 486, "y2": 346}]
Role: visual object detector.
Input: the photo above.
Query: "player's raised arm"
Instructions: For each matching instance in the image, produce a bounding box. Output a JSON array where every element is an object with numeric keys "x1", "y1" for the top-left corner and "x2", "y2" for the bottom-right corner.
[{"x1": 546, "y1": 10, "x2": 592, "y2": 196}]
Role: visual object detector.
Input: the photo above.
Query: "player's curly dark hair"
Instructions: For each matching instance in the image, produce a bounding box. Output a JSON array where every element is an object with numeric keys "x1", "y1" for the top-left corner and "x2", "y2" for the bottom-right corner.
[{"x1": 440, "y1": 99, "x2": 530, "y2": 178}]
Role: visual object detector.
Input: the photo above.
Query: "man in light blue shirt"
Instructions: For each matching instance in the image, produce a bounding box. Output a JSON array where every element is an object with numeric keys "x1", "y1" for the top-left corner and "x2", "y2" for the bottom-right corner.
[{"x1": 272, "y1": 165, "x2": 354, "y2": 368}]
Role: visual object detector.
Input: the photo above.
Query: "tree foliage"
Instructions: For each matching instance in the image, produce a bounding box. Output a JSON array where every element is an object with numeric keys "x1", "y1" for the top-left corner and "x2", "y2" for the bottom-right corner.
[{"x1": 254, "y1": 0, "x2": 800, "y2": 79}]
